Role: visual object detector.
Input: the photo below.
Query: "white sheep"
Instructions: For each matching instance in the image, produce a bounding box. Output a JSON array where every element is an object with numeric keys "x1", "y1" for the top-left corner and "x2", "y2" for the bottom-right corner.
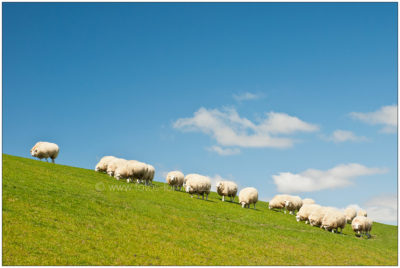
[
  {"x1": 130, "y1": 161, "x2": 148, "y2": 184},
  {"x1": 166, "y1": 171, "x2": 185, "y2": 190},
  {"x1": 95, "y1": 156, "x2": 116, "y2": 172},
  {"x1": 30, "y1": 141, "x2": 59, "y2": 163},
  {"x1": 321, "y1": 209, "x2": 347, "y2": 233},
  {"x1": 302, "y1": 198, "x2": 316, "y2": 205},
  {"x1": 238, "y1": 187, "x2": 258, "y2": 208},
  {"x1": 183, "y1": 173, "x2": 200, "y2": 188},
  {"x1": 185, "y1": 174, "x2": 211, "y2": 200},
  {"x1": 344, "y1": 207, "x2": 357, "y2": 223},
  {"x1": 352, "y1": 216, "x2": 373, "y2": 238},
  {"x1": 296, "y1": 204, "x2": 321, "y2": 224},
  {"x1": 268, "y1": 194, "x2": 291, "y2": 211},
  {"x1": 216, "y1": 181, "x2": 238, "y2": 202},
  {"x1": 309, "y1": 207, "x2": 337, "y2": 227},
  {"x1": 143, "y1": 164, "x2": 155, "y2": 185},
  {"x1": 114, "y1": 160, "x2": 137, "y2": 181},
  {"x1": 357, "y1": 209, "x2": 367, "y2": 217},
  {"x1": 284, "y1": 196, "x2": 303, "y2": 215},
  {"x1": 106, "y1": 158, "x2": 128, "y2": 177}
]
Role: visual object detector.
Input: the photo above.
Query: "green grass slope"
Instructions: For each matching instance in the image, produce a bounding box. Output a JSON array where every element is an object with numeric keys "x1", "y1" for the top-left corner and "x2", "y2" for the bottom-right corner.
[{"x1": 3, "y1": 154, "x2": 398, "y2": 265}]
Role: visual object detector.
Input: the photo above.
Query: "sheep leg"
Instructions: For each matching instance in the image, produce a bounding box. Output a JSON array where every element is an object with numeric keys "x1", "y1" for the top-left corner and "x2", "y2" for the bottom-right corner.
[
  {"x1": 46, "y1": 158, "x2": 48, "y2": 162},
  {"x1": 206, "y1": 194, "x2": 208, "y2": 200},
  {"x1": 222, "y1": 196, "x2": 225, "y2": 202},
  {"x1": 241, "y1": 203, "x2": 245, "y2": 208},
  {"x1": 197, "y1": 194, "x2": 199, "y2": 199},
  {"x1": 202, "y1": 193, "x2": 204, "y2": 200},
  {"x1": 254, "y1": 203, "x2": 256, "y2": 209},
  {"x1": 51, "y1": 158, "x2": 55, "y2": 164}
]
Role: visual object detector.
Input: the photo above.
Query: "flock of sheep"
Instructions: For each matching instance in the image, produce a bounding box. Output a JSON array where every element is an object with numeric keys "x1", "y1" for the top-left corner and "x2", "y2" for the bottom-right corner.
[
  {"x1": 268, "y1": 194, "x2": 373, "y2": 238},
  {"x1": 30, "y1": 141, "x2": 373, "y2": 238}
]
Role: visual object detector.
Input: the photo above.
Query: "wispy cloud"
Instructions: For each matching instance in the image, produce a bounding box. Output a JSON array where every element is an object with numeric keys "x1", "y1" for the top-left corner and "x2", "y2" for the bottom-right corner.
[
  {"x1": 350, "y1": 105, "x2": 397, "y2": 133},
  {"x1": 207, "y1": 146, "x2": 240, "y2": 156},
  {"x1": 364, "y1": 194, "x2": 397, "y2": 225},
  {"x1": 323, "y1": 129, "x2": 368, "y2": 143},
  {"x1": 173, "y1": 107, "x2": 318, "y2": 149},
  {"x1": 233, "y1": 92, "x2": 262, "y2": 101},
  {"x1": 272, "y1": 163, "x2": 388, "y2": 193}
]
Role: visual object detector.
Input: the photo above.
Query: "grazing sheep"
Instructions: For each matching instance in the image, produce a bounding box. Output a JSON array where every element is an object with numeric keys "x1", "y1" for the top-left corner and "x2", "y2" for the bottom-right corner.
[
  {"x1": 352, "y1": 216, "x2": 373, "y2": 238},
  {"x1": 357, "y1": 209, "x2": 367, "y2": 217},
  {"x1": 268, "y1": 194, "x2": 291, "y2": 211},
  {"x1": 143, "y1": 164, "x2": 155, "y2": 185},
  {"x1": 321, "y1": 209, "x2": 346, "y2": 233},
  {"x1": 309, "y1": 207, "x2": 337, "y2": 227},
  {"x1": 114, "y1": 160, "x2": 137, "y2": 181},
  {"x1": 216, "y1": 181, "x2": 238, "y2": 202},
  {"x1": 344, "y1": 207, "x2": 357, "y2": 223},
  {"x1": 166, "y1": 171, "x2": 185, "y2": 190},
  {"x1": 302, "y1": 198, "x2": 316, "y2": 205},
  {"x1": 183, "y1": 173, "x2": 200, "y2": 188},
  {"x1": 129, "y1": 161, "x2": 148, "y2": 184},
  {"x1": 238, "y1": 187, "x2": 258, "y2": 208},
  {"x1": 296, "y1": 204, "x2": 322, "y2": 224},
  {"x1": 95, "y1": 156, "x2": 116, "y2": 172},
  {"x1": 106, "y1": 158, "x2": 128, "y2": 177},
  {"x1": 185, "y1": 174, "x2": 211, "y2": 200},
  {"x1": 284, "y1": 196, "x2": 303, "y2": 215},
  {"x1": 30, "y1": 141, "x2": 59, "y2": 163}
]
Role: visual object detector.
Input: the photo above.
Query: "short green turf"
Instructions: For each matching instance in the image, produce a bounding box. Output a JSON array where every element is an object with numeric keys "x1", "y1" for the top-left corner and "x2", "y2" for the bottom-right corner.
[{"x1": 2, "y1": 154, "x2": 398, "y2": 265}]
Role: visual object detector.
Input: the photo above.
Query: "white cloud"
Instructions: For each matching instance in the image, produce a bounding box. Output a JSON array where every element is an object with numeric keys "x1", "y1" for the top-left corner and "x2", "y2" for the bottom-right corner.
[
  {"x1": 173, "y1": 107, "x2": 319, "y2": 149},
  {"x1": 233, "y1": 92, "x2": 262, "y2": 101},
  {"x1": 364, "y1": 194, "x2": 397, "y2": 225},
  {"x1": 207, "y1": 146, "x2": 240, "y2": 156},
  {"x1": 324, "y1": 130, "x2": 368, "y2": 143},
  {"x1": 272, "y1": 163, "x2": 388, "y2": 193},
  {"x1": 350, "y1": 105, "x2": 397, "y2": 133}
]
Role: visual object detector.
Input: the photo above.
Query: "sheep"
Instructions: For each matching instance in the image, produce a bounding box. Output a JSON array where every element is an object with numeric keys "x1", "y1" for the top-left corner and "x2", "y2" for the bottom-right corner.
[
  {"x1": 129, "y1": 161, "x2": 148, "y2": 184},
  {"x1": 302, "y1": 198, "x2": 316, "y2": 205},
  {"x1": 238, "y1": 187, "x2": 258, "y2": 208},
  {"x1": 30, "y1": 141, "x2": 59, "y2": 163},
  {"x1": 114, "y1": 160, "x2": 137, "y2": 181},
  {"x1": 309, "y1": 207, "x2": 337, "y2": 227},
  {"x1": 106, "y1": 158, "x2": 128, "y2": 177},
  {"x1": 357, "y1": 209, "x2": 367, "y2": 217},
  {"x1": 144, "y1": 164, "x2": 155, "y2": 186},
  {"x1": 216, "y1": 181, "x2": 238, "y2": 202},
  {"x1": 183, "y1": 173, "x2": 200, "y2": 188},
  {"x1": 284, "y1": 196, "x2": 303, "y2": 215},
  {"x1": 95, "y1": 156, "x2": 116, "y2": 172},
  {"x1": 296, "y1": 204, "x2": 322, "y2": 224},
  {"x1": 344, "y1": 207, "x2": 357, "y2": 223},
  {"x1": 166, "y1": 171, "x2": 185, "y2": 190},
  {"x1": 268, "y1": 194, "x2": 291, "y2": 211},
  {"x1": 321, "y1": 209, "x2": 347, "y2": 233},
  {"x1": 352, "y1": 216, "x2": 373, "y2": 238},
  {"x1": 185, "y1": 174, "x2": 211, "y2": 200}
]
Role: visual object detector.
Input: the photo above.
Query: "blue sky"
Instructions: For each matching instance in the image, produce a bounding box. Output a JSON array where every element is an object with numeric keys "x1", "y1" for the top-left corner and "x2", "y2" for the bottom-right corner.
[{"x1": 3, "y1": 3, "x2": 397, "y2": 224}]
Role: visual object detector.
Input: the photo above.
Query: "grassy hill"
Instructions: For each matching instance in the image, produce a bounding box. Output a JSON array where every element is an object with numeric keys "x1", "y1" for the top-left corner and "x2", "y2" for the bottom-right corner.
[{"x1": 2, "y1": 154, "x2": 398, "y2": 265}]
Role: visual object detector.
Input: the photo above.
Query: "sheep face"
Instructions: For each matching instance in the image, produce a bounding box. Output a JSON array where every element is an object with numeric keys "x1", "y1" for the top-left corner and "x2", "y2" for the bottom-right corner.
[
  {"x1": 31, "y1": 148, "x2": 38, "y2": 157},
  {"x1": 185, "y1": 185, "x2": 193, "y2": 194}
]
